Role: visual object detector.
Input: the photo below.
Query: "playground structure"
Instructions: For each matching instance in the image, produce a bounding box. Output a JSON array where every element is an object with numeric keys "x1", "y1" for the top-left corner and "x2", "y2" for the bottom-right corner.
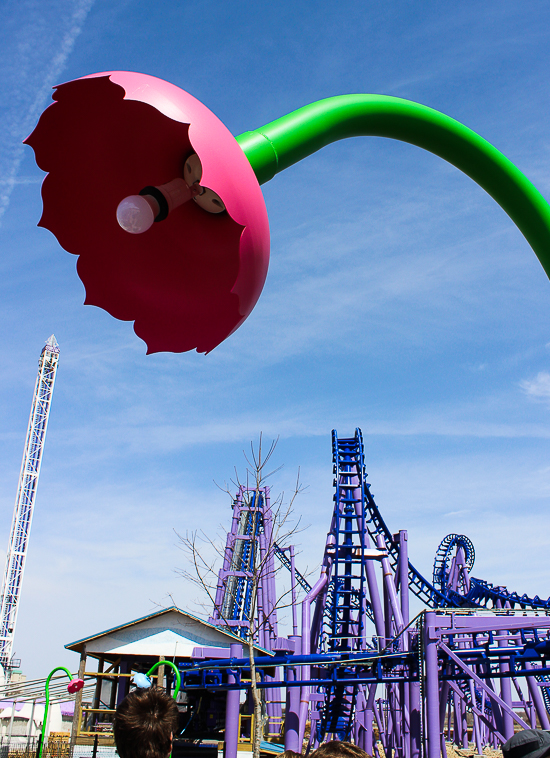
[
  {"x1": 174, "y1": 428, "x2": 550, "y2": 758},
  {"x1": 0, "y1": 336, "x2": 60, "y2": 678}
]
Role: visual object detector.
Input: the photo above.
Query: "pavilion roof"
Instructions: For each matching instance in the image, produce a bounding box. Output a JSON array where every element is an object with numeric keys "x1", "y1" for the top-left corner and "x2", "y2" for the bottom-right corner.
[{"x1": 65, "y1": 606, "x2": 272, "y2": 661}]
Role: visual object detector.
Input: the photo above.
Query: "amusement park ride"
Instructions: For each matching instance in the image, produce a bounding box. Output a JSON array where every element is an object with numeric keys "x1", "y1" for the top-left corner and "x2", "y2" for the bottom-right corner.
[
  {"x1": 21, "y1": 70, "x2": 550, "y2": 757},
  {"x1": 0, "y1": 336, "x2": 59, "y2": 678},
  {"x1": 174, "y1": 428, "x2": 550, "y2": 758}
]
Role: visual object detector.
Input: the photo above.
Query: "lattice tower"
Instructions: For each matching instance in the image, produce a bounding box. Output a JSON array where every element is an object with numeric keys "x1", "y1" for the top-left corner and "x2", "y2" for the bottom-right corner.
[{"x1": 0, "y1": 336, "x2": 60, "y2": 673}]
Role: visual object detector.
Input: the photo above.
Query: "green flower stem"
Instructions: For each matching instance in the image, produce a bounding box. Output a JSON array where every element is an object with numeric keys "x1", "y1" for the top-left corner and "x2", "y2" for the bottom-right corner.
[
  {"x1": 39, "y1": 666, "x2": 74, "y2": 758},
  {"x1": 38, "y1": 662, "x2": 181, "y2": 758},
  {"x1": 146, "y1": 660, "x2": 182, "y2": 699},
  {"x1": 237, "y1": 94, "x2": 550, "y2": 278}
]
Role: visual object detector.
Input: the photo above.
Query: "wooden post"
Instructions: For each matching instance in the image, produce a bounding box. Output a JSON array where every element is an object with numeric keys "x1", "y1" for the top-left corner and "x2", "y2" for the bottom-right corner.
[
  {"x1": 70, "y1": 645, "x2": 87, "y2": 750},
  {"x1": 157, "y1": 656, "x2": 165, "y2": 690},
  {"x1": 116, "y1": 660, "x2": 130, "y2": 705},
  {"x1": 109, "y1": 664, "x2": 119, "y2": 712},
  {"x1": 92, "y1": 658, "x2": 104, "y2": 712}
]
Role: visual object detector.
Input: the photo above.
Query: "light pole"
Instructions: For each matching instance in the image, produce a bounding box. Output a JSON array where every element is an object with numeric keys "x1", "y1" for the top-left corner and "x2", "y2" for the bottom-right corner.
[{"x1": 39, "y1": 666, "x2": 84, "y2": 758}]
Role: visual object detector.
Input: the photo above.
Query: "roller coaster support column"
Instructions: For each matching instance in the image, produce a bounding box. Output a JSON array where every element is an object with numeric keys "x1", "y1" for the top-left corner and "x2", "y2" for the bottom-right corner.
[
  {"x1": 424, "y1": 612, "x2": 441, "y2": 758},
  {"x1": 364, "y1": 685, "x2": 377, "y2": 756},
  {"x1": 398, "y1": 531, "x2": 409, "y2": 626},
  {"x1": 284, "y1": 635, "x2": 301, "y2": 752},
  {"x1": 289, "y1": 546, "x2": 298, "y2": 636},
  {"x1": 410, "y1": 681, "x2": 422, "y2": 758},
  {"x1": 282, "y1": 545, "x2": 300, "y2": 751},
  {"x1": 364, "y1": 534, "x2": 385, "y2": 642},
  {"x1": 225, "y1": 643, "x2": 242, "y2": 758},
  {"x1": 377, "y1": 535, "x2": 404, "y2": 634},
  {"x1": 469, "y1": 680, "x2": 483, "y2": 754},
  {"x1": 397, "y1": 531, "x2": 411, "y2": 758},
  {"x1": 525, "y1": 662, "x2": 550, "y2": 730},
  {"x1": 396, "y1": 529, "x2": 422, "y2": 758},
  {"x1": 298, "y1": 572, "x2": 328, "y2": 748},
  {"x1": 378, "y1": 534, "x2": 406, "y2": 757},
  {"x1": 352, "y1": 688, "x2": 369, "y2": 753},
  {"x1": 438, "y1": 677, "x2": 451, "y2": 757},
  {"x1": 498, "y1": 627, "x2": 514, "y2": 740},
  {"x1": 454, "y1": 615, "x2": 469, "y2": 749}
]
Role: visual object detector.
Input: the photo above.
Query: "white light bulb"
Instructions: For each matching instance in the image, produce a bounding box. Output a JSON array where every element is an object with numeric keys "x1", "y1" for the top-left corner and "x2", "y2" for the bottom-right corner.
[{"x1": 116, "y1": 195, "x2": 157, "y2": 234}]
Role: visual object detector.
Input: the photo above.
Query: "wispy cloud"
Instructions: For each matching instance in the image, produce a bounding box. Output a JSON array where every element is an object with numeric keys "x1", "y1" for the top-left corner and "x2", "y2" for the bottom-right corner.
[
  {"x1": 520, "y1": 371, "x2": 550, "y2": 403},
  {"x1": 0, "y1": 0, "x2": 95, "y2": 224},
  {"x1": 34, "y1": 395, "x2": 550, "y2": 473},
  {"x1": 231, "y1": 163, "x2": 538, "y2": 366}
]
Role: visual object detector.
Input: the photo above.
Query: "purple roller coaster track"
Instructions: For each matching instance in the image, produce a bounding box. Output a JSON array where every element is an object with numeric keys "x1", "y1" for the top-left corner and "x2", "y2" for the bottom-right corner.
[{"x1": 177, "y1": 429, "x2": 550, "y2": 758}]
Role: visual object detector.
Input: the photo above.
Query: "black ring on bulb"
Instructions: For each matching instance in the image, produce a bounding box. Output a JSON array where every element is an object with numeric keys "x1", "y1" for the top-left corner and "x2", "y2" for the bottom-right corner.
[{"x1": 139, "y1": 186, "x2": 169, "y2": 222}]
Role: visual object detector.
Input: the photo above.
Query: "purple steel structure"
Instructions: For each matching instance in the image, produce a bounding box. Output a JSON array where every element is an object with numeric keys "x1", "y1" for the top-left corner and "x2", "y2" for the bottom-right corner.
[
  {"x1": 193, "y1": 429, "x2": 550, "y2": 758},
  {"x1": 209, "y1": 485, "x2": 283, "y2": 738},
  {"x1": 297, "y1": 430, "x2": 420, "y2": 755}
]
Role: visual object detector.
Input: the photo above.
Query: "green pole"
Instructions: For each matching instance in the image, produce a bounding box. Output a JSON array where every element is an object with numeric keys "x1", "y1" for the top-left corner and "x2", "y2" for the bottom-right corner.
[
  {"x1": 237, "y1": 94, "x2": 550, "y2": 279},
  {"x1": 39, "y1": 666, "x2": 74, "y2": 758},
  {"x1": 145, "y1": 660, "x2": 182, "y2": 699}
]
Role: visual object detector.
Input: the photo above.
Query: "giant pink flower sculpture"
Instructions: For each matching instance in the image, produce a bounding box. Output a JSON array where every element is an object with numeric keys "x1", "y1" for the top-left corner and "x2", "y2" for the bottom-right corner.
[{"x1": 25, "y1": 72, "x2": 270, "y2": 354}]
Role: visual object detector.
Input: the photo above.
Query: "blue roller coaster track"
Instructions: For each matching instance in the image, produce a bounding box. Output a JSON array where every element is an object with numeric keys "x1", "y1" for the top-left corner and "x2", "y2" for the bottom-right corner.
[
  {"x1": 214, "y1": 489, "x2": 265, "y2": 639},
  {"x1": 334, "y1": 428, "x2": 550, "y2": 614},
  {"x1": 315, "y1": 431, "x2": 375, "y2": 740},
  {"x1": 432, "y1": 534, "x2": 475, "y2": 598},
  {"x1": 312, "y1": 427, "x2": 550, "y2": 744}
]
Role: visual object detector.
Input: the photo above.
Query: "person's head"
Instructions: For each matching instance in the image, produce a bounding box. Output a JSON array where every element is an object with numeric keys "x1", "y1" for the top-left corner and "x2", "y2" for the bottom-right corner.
[
  {"x1": 503, "y1": 730, "x2": 550, "y2": 758},
  {"x1": 309, "y1": 741, "x2": 371, "y2": 758},
  {"x1": 114, "y1": 686, "x2": 179, "y2": 758}
]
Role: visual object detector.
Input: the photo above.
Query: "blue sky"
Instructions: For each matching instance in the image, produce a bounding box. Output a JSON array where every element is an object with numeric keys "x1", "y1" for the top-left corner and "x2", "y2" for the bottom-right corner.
[{"x1": 1, "y1": 0, "x2": 550, "y2": 679}]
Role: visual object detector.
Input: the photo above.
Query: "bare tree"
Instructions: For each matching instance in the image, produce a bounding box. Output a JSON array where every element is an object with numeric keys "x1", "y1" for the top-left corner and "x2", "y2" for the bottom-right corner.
[{"x1": 176, "y1": 435, "x2": 307, "y2": 758}]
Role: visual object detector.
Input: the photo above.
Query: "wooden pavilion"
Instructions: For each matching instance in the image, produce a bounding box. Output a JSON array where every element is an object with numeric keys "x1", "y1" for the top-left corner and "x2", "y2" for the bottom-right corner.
[{"x1": 65, "y1": 606, "x2": 270, "y2": 750}]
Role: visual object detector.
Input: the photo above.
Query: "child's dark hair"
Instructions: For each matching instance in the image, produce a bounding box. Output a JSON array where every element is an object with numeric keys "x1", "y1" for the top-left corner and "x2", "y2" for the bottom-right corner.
[
  {"x1": 114, "y1": 686, "x2": 179, "y2": 758},
  {"x1": 309, "y1": 741, "x2": 371, "y2": 758}
]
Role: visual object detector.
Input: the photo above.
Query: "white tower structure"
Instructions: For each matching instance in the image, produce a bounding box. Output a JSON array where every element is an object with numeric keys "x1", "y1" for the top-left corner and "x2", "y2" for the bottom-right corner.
[{"x1": 0, "y1": 336, "x2": 60, "y2": 674}]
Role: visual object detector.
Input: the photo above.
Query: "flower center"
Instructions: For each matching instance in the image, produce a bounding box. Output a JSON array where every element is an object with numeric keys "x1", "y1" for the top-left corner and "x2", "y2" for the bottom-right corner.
[{"x1": 116, "y1": 153, "x2": 226, "y2": 234}]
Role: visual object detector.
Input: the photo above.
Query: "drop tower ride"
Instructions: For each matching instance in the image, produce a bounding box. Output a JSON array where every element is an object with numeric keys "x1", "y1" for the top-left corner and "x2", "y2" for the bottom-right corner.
[{"x1": 0, "y1": 336, "x2": 60, "y2": 677}]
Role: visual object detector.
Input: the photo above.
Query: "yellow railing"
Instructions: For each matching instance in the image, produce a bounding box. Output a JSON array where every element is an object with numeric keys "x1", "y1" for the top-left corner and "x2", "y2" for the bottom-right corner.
[
  {"x1": 238, "y1": 713, "x2": 255, "y2": 743},
  {"x1": 78, "y1": 707, "x2": 116, "y2": 736}
]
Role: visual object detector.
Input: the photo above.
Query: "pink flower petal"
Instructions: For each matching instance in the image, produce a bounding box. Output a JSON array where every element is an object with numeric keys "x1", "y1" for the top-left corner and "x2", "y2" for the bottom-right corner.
[{"x1": 25, "y1": 73, "x2": 270, "y2": 353}]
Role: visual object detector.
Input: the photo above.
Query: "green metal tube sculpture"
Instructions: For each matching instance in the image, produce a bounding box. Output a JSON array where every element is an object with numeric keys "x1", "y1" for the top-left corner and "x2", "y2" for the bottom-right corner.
[
  {"x1": 237, "y1": 94, "x2": 550, "y2": 278},
  {"x1": 145, "y1": 660, "x2": 182, "y2": 699},
  {"x1": 39, "y1": 666, "x2": 84, "y2": 758}
]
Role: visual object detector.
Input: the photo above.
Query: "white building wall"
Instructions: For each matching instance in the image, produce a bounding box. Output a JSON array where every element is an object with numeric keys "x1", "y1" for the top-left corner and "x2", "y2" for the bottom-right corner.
[{"x1": 0, "y1": 702, "x2": 67, "y2": 740}]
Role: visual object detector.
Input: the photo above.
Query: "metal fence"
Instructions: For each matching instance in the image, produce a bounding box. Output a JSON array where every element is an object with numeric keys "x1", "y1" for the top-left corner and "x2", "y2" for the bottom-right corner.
[
  {"x1": 71, "y1": 747, "x2": 117, "y2": 758},
  {"x1": 0, "y1": 737, "x2": 41, "y2": 758},
  {"x1": 0, "y1": 740, "x2": 117, "y2": 758}
]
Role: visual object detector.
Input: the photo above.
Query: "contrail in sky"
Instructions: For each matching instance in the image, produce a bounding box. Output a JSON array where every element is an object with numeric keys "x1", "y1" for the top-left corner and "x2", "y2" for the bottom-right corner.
[{"x1": 0, "y1": 0, "x2": 95, "y2": 226}]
